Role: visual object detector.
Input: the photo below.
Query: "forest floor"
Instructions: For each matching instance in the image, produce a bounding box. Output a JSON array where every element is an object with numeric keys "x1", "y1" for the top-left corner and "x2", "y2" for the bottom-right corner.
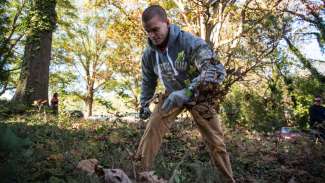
[{"x1": 0, "y1": 113, "x2": 324, "y2": 183}]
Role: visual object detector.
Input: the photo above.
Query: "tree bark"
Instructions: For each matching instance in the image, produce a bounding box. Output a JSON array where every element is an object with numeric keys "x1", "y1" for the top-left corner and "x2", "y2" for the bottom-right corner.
[
  {"x1": 13, "y1": 0, "x2": 56, "y2": 104},
  {"x1": 14, "y1": 32, "x2": 53, "y2": 104},
  {"x1": 86, "y1": 96, "x2": 93, "y2": 117},
  {"x1": 85, "y1": 82, "x2": 94, "y2": 117}
]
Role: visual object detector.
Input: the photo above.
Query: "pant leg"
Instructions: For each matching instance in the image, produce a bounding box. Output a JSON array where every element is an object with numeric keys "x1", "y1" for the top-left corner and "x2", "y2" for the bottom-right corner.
[
  {"x1": 136, "y1": 94, "x2": 183, "y2": 171},
  {"x1": 189, "y1": 102, "x2": 235, "y2": 183}
]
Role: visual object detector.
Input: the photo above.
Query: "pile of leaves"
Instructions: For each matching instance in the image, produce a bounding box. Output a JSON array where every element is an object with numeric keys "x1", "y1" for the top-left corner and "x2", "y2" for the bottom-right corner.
[{"x1": 0, "y1": 113, "x2": 324, "y2": 183}]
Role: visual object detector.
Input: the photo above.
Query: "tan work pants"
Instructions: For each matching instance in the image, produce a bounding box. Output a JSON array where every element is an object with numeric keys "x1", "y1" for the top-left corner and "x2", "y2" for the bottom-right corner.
[{"x1": 136, "y1": 93, "x2": 235, "y2": 183}]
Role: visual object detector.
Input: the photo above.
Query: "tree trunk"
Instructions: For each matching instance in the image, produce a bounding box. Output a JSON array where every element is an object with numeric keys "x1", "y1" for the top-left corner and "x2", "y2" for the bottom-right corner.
[
  {"x1": 85, "y1": 82, "x2": 94, "y2": 117},
  {"x1": 86, "y1": 98, "x2": 93, "y2": 117},
  {"x1": 86, "y1": 97, "x2": 93, "y2": 117},
  {"x1": 13, "y1": 0, "x2": 56, "y2": 105}
]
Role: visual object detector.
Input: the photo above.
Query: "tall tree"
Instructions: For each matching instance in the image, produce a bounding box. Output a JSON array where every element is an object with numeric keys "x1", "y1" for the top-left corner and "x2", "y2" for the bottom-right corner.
[
  {"x1": 105, "y1": 1, "x2": 146, "y2": 109},
  {"x1": 86, "y1": 0, "x2": 147, "y2": 110},
  {"x1": 0, "y1": 0, "x2": 29, "y2": 96},
  {"x1": 53, "y1": 11, "x2": 113, "y2": 117},
  {"x1": 13, "y1": 0, "x2": 57, "y2": 104},
  {"x1": 0, "y1": 0, "x2": 11, "y2": 95}
]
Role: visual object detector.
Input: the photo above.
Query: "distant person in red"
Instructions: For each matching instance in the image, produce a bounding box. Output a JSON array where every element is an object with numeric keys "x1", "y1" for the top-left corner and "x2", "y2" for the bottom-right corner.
[{"x1": 51, "y1": 93, "x2": 59, "y2": 114}]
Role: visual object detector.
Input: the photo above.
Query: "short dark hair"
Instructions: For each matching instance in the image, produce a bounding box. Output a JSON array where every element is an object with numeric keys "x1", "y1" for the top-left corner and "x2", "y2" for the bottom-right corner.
[
  {"x1": 142, "y1": 5, "x2": 167, "y2": 23},
  {"x1": 315, "y1": 95, "x2": 322, "y2": 100}
]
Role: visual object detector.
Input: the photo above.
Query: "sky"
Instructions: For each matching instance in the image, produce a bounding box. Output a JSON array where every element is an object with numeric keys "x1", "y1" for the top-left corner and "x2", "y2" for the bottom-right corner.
[{"x1": 302, "y1": 42, "x2": 325, "y2": 74}]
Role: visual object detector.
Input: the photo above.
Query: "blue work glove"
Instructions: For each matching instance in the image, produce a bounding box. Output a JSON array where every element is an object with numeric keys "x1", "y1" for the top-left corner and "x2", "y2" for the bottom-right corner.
[
  {"x1": 161, "y1": 89, "x2": 192, "y2": 113},
  {"x1": 139, "y1": 106, "x2": 151, "y2": 120}
]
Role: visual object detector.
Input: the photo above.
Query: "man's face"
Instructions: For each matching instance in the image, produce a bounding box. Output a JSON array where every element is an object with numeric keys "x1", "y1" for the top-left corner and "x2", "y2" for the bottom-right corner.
[
  {"x1": 315, "y1": 97, "x2": 322, "y2": 106},
  {"x1": 143, "y1": 15, "x2": 169, "y2": 46}
]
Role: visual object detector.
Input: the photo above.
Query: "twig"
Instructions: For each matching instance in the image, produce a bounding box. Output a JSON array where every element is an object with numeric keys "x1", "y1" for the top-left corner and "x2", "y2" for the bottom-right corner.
[
  {"x1": 168, "y1": 152, "x2": 190, "y2": 183},
  {"x1": 126, "y1": 148, "x2": 137, "y2": 180}
]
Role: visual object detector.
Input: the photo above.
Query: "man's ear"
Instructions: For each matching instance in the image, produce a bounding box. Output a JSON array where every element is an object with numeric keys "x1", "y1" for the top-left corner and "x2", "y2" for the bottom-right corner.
[{"x1": 166, "y1": 18, "x2": 170, "y2": 26}]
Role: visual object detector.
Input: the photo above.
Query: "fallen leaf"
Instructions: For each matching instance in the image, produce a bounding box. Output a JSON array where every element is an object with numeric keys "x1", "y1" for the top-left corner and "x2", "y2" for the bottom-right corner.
[
  {"x1": 47, "y1": 153, "x2": 64, "y2": 161},
  {"x1": 76, "y1": 159, "x2": 99, "y2": 175},
  {"x1": 108, "y1": 131, "x2": 125, "y2": 144}
]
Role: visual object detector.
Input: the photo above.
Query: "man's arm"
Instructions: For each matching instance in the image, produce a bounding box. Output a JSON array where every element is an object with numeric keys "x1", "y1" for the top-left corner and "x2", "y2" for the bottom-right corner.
[
  {"x1": 184, "y1": 32, "x2": 226, "y2": 90},
  {"x1": 140, "y1": 53, "x2": 158, "y2": 107},
  {"x1": 161, "y1": 34, "x2": 225, "y2": 112}
]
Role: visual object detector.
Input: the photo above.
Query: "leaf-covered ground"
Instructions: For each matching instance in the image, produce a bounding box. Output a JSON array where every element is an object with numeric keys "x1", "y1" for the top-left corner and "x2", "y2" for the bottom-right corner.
[{"x1": 0, "y1": 114, "x2": 324, "y2": 183}]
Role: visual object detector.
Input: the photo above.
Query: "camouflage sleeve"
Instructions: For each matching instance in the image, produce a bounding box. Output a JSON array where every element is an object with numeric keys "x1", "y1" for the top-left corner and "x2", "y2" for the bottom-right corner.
[
  {"x1": 140, "y1": 53, "x2": 158, "y2": 107},
  {"x1": 182, "y1": 32, "x2": 226, "y2": 84}
]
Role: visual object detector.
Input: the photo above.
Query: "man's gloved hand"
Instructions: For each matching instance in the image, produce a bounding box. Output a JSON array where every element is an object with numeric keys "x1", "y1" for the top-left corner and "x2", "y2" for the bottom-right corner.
[
  {"x1": 195, "y1": 64, "x2": 225, "y2": 94},
  {"x1": 161, "y1": 89, "x2": 192, "y2": 113},
  {"x1": 139, "y1": 106, "x2": 151, "y2": 120}
]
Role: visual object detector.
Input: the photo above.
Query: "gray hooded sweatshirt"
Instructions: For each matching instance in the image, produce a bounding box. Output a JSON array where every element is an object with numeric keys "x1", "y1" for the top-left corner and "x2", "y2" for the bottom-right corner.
[{"x1": 140, "y1": 24, "x2": 226, "y2": 107}]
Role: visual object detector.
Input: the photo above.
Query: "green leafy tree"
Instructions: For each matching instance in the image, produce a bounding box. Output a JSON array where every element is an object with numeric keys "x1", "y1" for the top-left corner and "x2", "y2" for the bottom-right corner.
[
  {"x1": 13, "y1": 0, "x2": 57, "y2": 104},
  {"x1": 52, "y1": 9, "x2": 114, "y2": 116},
  {"x1": 88, "y1": 0, "x2": 146, "y2": 110},
  {"x1": 0, "y1": 0, "x2": 29, "y2": 96}
]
